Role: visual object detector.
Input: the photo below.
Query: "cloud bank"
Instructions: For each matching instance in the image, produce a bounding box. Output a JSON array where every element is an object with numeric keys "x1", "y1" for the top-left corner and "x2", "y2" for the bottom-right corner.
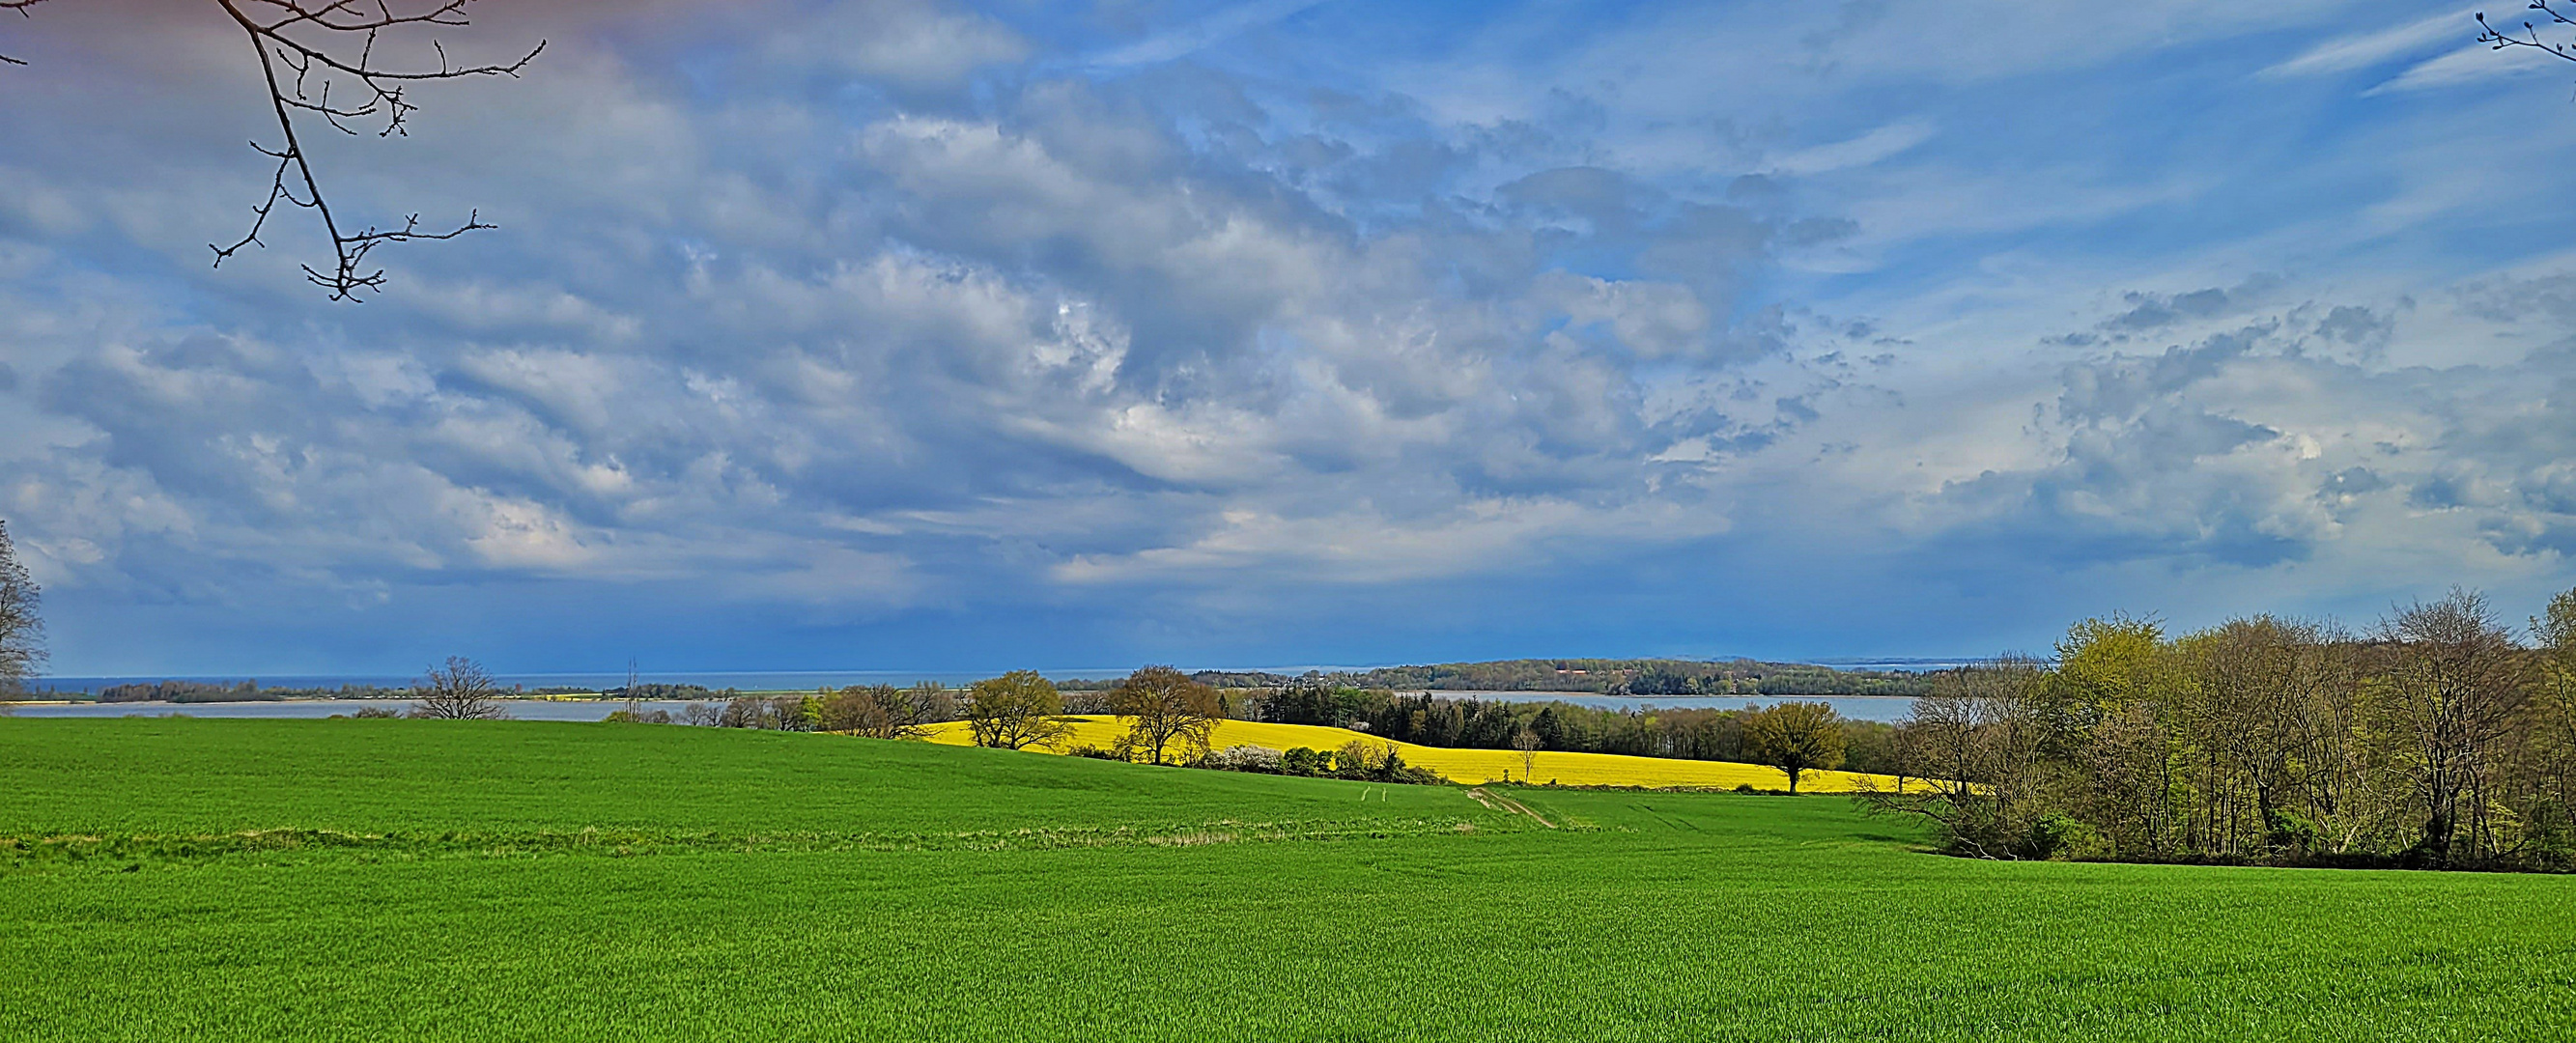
[{"x1": 1, "y1": 0, "x2": 2571, "y2": 673}]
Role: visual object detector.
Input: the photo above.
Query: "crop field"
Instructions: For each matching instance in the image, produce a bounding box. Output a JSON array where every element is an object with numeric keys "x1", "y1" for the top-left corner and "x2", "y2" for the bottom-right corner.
[
  {"x1": 920, "y1": 716, "x2": 1918, "y2": 791},
  {"x1": 5, "y1": 719, "x2": 2574, "y2": 1041}
]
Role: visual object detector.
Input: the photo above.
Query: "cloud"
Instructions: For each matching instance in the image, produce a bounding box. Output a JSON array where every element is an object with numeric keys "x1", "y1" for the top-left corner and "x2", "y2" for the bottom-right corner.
[
  {"x1": 2260, "y1": 10, "x2": 2474, "y2": 79},
  {"x1": 6, "y1": 0, "x2": 2576, "y2": 672},
  {"x1": 1085, "y1": 0, "x2": 1329, "y2": 70},
  {"x1": 1763, "y1": 122, "x2": 1937, "y2": 176},
  {"x1": 2371, "y1": 40, "x2": 2565, "y2": 93}
]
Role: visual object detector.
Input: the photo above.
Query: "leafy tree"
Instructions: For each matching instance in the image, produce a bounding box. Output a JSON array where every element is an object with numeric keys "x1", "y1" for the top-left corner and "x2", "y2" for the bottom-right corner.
[
  {"x1": 1743, "y1": 701, "x2": 1847, "y2": 794},
  {"x1": 964, "y1": 670, "x2": 1072, "y2": 750},
  {"x1": 1109, "y1": 665, "x2": 1220, "y2": 766},
  {"x1": 0, "y1": 522, "x2": 44, "y2": 693},
  {"x1": 410, "y1": 656, "x2": 507, "y2": 719},
  {"x1": 1281, "y1": 747, "x2": 1330, "y2": 776}
]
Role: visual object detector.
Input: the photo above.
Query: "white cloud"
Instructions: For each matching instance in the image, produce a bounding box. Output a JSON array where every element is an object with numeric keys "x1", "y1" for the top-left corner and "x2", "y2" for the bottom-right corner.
[
  {"x1": 2371, "y1": 39, "x2": 2566, "y2": 93},
  {"x1": 8, "y1": 0, "x2": 2576, "y2": 670},
  {"x1": 2261, "y1": 10, "x2": 2475, "y2": 79},
  {"x1": 1085, "y1": 0, "x2": 1329, "y2": 70},
  {"x1": 1763, "y1": 122, "x2": 1937, "y2": 176}
]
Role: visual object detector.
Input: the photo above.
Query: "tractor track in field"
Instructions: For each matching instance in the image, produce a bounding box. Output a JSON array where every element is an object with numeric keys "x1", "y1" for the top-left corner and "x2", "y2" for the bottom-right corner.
[{"x1": 1462, "y1": 787, "x2": 1555, "y2": 829}]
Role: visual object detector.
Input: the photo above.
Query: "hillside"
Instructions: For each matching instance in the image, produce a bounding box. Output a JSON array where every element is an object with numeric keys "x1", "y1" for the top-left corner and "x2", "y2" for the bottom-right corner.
[
  {"x1": 920, "y1": 716, "x2": 1919, "y2": 791},
  {"x1": 5, "y1": 719, "x2": 2573, "y2": 1041}
]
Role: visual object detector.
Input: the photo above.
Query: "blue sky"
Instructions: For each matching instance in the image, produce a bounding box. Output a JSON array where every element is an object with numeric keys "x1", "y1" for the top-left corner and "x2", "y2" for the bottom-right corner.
[{"x1": 4, "y1": 0, "x2": 2574, "y2": 676}]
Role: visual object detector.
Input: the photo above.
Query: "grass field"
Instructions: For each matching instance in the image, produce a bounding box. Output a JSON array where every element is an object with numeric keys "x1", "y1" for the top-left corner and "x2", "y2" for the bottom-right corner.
[
  {"x1": 920, "y1": 716, "x2": 1919, "y2": 791},
  {"x1": 5, "y1": 718, "x2": 2574, "y2": 1041}
]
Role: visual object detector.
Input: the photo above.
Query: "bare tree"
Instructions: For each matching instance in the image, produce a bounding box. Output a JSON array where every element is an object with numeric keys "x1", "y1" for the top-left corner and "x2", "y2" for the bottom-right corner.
[
  {"x1": 821, "y1": 684, "x2": 932, "y2": 740},
  {"x1": 1743, "y1": 701, "x2": 1847, "y2": 794},
  {"x1": 1510, "y1": 726, "x2": 1542, "y2": 781},
  {"x1": 4, "y1": 1, "x2": 541, "y2": 299},
  {"x1": 2378, "y1": 589, "x2": 2531, "y2": 866},
  {"x1": 1862, "y1": 658, "x2": 2051, "y2": 858},
  {"x1": 410, "y1": 655, "x2": 508, "y2": 719},
  {"x1": 0, "y1": 522, "x2": 43, "y2": 693},
  {"x1": 1109, "y1": 665, "x2": 1220, "y2": 766},
  {"x1": 964, "y1": 670, "x2": 1074, "y2": 750}
]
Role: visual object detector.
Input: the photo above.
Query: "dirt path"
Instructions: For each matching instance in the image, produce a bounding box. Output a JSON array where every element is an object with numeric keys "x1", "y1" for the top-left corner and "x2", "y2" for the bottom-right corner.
[{"x1": 1462, "y1": 787, "x2": 1555, "y2": 829}]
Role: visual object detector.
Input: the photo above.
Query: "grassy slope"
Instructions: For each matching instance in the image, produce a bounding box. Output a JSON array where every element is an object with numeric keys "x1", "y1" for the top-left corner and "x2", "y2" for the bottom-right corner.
[
  {"x1": 4, "y1": 719, "x2": 2574, "y2": 1042},
  {"x1": 0, "y1": 718, "x2": 1482, "y2": 836},
  {"x1": 919, "y1": 716, "x2": 1919, "y2": 792}
]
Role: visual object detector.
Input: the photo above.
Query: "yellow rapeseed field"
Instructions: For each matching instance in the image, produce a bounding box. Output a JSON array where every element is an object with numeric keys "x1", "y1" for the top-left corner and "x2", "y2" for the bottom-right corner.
[{"x1": 921, "y1": 716, "x2": 1924, "y2": 793}]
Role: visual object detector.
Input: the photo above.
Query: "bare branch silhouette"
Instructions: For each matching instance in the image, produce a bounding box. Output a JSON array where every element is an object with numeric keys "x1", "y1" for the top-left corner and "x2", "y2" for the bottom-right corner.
[
  {"x1": 1, "y1": 0, "x2": 51, "y2": 67},
  {"x1": 3, "y1": 1, "x2": 542, "y2": 299},
  {"x1": 2479, "y1": 3, "x2": 2576, "y2": 64}
]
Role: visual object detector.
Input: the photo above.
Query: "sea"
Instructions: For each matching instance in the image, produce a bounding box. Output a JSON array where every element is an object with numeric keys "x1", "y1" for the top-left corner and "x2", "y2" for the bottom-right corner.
[{"x1": 8, "y1": 660, "x2": 1969, "y2": 724}]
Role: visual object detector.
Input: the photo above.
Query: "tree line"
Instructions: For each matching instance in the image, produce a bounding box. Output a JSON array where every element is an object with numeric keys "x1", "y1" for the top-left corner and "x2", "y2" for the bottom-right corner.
[
  {"x1": 632, "y1": 663, "x2": 1872, "y2": 791},
  {"x1": 1065, "y1": 658, "x2": 1928, "y2": 697},
  {"x1": 1866, "y1": 587, "x2": 2576, "y2": 872},
  {"x1": 1240, "y1": 680, "x2": 1897, "y2": 778}
]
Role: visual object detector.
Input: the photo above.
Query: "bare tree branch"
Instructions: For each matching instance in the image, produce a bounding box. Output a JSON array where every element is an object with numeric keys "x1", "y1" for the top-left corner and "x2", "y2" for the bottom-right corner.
[
  {"x1": 3, "y1": 1, "x2": 541, "y2": 299},
  {"x1": 2479, "y1": 3, "x2": 2576, "y2": 65},
  {"x1": 210, "y1": 1, "x2": 543, "y2": 299},
  {"x1": 0, "y1": 0, "x2": 48, "y2": 66}
]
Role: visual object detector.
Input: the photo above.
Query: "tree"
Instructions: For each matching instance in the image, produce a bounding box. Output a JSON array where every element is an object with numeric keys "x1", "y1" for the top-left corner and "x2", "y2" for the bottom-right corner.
[
  {"x1": 821, "y1": 684, "x2": 932, "y2": 740},
  {"x1": 2, "y1": 0, "x2": 542, "y2": 299},
  {"x1": 1109, "y1": 665, "x2": 1221, "y2": 766},
  {"x1": 0, "y1": 521, "x2": 43, "y2": 693},
  {"x1": 410, "y1": 656, "x2": 507, "y2": 719},
  {"x1": 2379, "y1": 589, "x2": 2531, "y2": 866},
  {"x1": 964, "y1": 670, "x2": 1073, "y2": 750},
  {"x1": 1510, "y1": 726, "x2": 1542, "y2": 780},
  {"x1": 1865, "y1": 658, "x2": 2052, "y2": 858},
  {"x1": 1743, "y1": 701, "x2": 1847, "y2": 795},
  {"x1": 2529, "y1": 585, "x2": 2576, "y2": 860}
]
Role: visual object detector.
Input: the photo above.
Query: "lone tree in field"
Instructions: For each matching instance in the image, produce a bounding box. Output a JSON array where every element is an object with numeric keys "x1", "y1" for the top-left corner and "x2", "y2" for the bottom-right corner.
[
  {"x1": 0, "y1": 521, "x2": 43, "y2": 693},
  {"x1": 964, "y1": 670, "x2": 1073, "y2": 750},
  {"x1": 410, "y1": 656, "x2": 507, "y2": 719},
  {"x1": 2, "y1": 0, "x2": 542, "y2": 299},
  {"x1": 1510, "y1": 726, "x2": 1542, "y2": 781},
  {"x1": 1744, "y1": 701, "x2": 1847, "y2": 794},
  {"x1": 1110, "y1": 665, "x2": 1221, "y2": 766}
]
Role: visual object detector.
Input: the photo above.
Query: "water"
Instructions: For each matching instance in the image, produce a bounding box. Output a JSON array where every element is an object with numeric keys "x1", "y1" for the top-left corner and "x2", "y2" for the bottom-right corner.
[
  {"x1": 1411, "y1": 691, "x2": 1920, "y2": 723},
  {"x1": 22, "y1": 669, "x2": 1130, "y2": 698},
  {"x1": 5, "y1": 692, "x2": 1923, "y2": 723},
  {"x1": 23, "y1": 657, "x2": 1973, "y2": 700},
  {"x1": 5, "y1": 699, "x2": 712, "y2": 721}
]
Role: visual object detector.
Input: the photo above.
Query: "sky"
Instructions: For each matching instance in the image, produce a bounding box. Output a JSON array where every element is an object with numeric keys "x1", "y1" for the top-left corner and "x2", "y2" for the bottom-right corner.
[{"x1": 3, "y1": 0, "x2": 2575, "y2": 677}]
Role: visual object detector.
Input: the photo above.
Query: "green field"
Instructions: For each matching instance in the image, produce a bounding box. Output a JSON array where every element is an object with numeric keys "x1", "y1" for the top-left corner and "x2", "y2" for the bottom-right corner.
[{"x1": 4, "y1": 719, "x2": 2573, "y2": 1041}]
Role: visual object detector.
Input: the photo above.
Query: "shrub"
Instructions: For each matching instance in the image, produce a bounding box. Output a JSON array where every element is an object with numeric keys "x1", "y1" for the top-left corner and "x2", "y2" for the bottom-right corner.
[
  {"x1": 2029, "y1": 813, "x2": 2104, "y2": 860},
  {"x1": 1281, "y1": 747, "x2": 1330, "y2": 776},
  {"x1": 1199, "y1": 745, "x2": 1284, "y2": 774}
]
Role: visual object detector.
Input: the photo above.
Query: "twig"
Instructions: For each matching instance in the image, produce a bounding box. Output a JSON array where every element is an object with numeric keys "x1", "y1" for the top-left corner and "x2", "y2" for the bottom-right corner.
[
  {"x1": 2478, "y1": 3, "x2": 2576, "y2": 65},
  {"x1": 203, "y1": 0, "x2": 541, "y2": 299}
]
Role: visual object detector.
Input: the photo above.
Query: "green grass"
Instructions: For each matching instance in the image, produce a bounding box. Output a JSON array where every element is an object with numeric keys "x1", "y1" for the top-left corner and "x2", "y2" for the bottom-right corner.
[{"x1": 4, "y1": 718, "x2": 2574, "y2": 1041}]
